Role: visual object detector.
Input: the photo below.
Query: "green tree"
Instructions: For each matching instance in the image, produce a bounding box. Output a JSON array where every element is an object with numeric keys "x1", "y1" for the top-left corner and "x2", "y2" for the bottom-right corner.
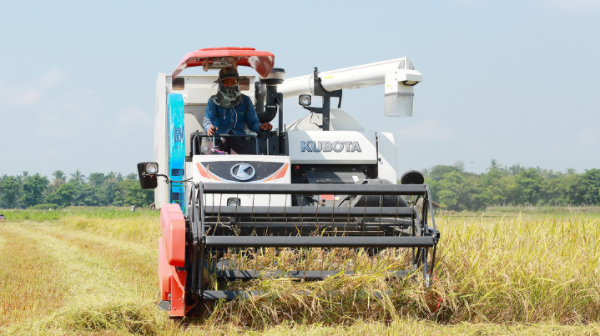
[
  {"x1": 0, "y1": 176, "x2": 21, "y2": 208},
  {"x1": 544, "y1": 173, "x2": 584, "y2": 205},
  {"x1": 515, "y1": 169, "x2": 545, "y2": 205},
  {"x1": 436, "y1": 171, "x2": 481, "y2": 211},
  {"x1": 426, "y1": 165, "x2": 462, "y2": 204},
  {"x1": 472, "y1": 167, "x2": 517, "y2": 208},
  {"x1": 581, "y1": 169, "x2": 600, "y2": 205},
  {"x1": 19, "y1": 174, "x2": 49, "y2": 207},
  {"x1": 122, "y1": 179, "x2": 153, "y2": 206},
  {"x1": 429, "y1": 165, "x2": 462, "y2": 182},
  {"x1": 88, "y1": 173, "x2": 105, "y2": 187},
  {"x1": 18, "y1": 171, "x2": 29, "y2": 184},
  {"x1": 46, "y1": 183, "x2": 77, "y2": 206},
  {"x1": 70, "y1": 170, "x2": 86, "y2": 184},
  {"x1": 52, "y1": 170, "x2": 66, "y2": 184}
]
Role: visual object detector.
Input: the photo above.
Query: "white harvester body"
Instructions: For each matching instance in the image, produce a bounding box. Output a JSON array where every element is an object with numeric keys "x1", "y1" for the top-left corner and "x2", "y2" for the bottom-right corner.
[
  {"x1": 140, "y1": 48, "x2": 440, "y2": 318},
  {"x1": 153, "y1": 52, "x2": 421, "y2": 212}
]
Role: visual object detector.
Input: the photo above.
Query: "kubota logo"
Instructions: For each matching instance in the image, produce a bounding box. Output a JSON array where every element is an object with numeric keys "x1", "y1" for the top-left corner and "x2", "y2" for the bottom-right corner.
[
  {"x1": 230, "y1": 163, "x2": 256, "y2": 181},
  {"x1": 300, "y1": 141, "x2": 362, "y2": 153}
]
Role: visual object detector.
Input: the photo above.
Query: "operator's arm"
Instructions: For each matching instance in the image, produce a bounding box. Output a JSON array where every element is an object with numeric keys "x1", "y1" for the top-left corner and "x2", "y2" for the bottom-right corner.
[
  {"x1": 244, "y1": 96, "x2": 262, "y2": 133},
  {"x1": 203, "y1": 100, "x2": 217, "y2": 132}
]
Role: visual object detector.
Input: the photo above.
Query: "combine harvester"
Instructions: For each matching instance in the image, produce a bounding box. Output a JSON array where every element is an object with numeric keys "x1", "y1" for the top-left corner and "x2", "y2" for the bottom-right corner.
[{"x1": 137, "y1": 47, "x2": 440, "y2": 318}]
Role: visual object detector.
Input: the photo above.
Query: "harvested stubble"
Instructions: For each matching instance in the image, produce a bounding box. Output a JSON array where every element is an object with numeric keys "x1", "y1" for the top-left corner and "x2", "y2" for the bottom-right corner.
[{"x1": 0, "y1": 211, "x2": 598, "y2": 335}]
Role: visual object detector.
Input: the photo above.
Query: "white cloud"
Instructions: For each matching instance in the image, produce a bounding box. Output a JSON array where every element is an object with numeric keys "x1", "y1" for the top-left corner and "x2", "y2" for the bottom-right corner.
[
  {"x1": 396, "y1": 119, "x2": 455, "y2": 140},
  {"x1": 0, "y1": 69, "x2": 67, "y2": 107},
  {"x1": 37, "y1": 68, "x2": 66, "y2": 89},
  {"x1": 0, "y1": 70, "x2": 146, "y2": 144},
  {"x1": 10, "y1": 88, "x2": 44, "y2": 106}
]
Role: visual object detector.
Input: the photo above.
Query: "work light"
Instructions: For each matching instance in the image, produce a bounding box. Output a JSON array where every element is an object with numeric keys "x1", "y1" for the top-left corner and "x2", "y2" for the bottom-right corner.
[
  {"x1": 299, "y1": 94, "x2": 311, "y2": 107},
  {"x1": 227, "y1": 197, "x2": 241, "y2": 206},
  {"x1": 137, "y1": 162, "x2": 159, "y2": 190},
  {"x1": 402, "y1": 80, "x2": 419, "y2": 86},
  {"x1": 146, "y1": 162, "x2": 159, "y2": 175}
]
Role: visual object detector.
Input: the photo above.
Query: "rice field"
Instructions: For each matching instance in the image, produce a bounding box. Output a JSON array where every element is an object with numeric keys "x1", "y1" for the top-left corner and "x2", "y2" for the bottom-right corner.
[{"x1": 0, "y1": 208, "x2": 599, "y2": 335}]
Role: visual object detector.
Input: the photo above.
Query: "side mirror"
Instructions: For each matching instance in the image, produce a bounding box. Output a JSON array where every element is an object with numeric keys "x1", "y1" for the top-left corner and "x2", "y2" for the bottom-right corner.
[{"x1": 137, "y1": 162, "x2": 159, "y2": 189}]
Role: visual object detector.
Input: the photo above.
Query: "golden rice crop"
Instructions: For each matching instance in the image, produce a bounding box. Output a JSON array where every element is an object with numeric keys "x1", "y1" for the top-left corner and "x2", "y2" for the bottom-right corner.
[{"x1": 0, "y1": 210, "x2": 598, "y2": 335}]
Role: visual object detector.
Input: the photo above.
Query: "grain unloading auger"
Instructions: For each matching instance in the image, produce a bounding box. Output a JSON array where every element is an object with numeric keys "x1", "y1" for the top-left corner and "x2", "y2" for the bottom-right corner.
[{"x1": 137, "y1": 47, "x2": 440, "y2": 318}]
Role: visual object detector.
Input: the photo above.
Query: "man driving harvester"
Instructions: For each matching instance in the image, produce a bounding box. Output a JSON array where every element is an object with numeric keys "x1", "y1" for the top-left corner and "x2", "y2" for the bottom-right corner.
[{"x1": 203, "y1": 67, "x2": 272, "y2": 154}]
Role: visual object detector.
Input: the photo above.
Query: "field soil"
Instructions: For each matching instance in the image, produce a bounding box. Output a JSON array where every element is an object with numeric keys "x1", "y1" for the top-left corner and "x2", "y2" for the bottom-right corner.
[{"x1": 0, "y1": 208, "x2": 599, "y2": 335}]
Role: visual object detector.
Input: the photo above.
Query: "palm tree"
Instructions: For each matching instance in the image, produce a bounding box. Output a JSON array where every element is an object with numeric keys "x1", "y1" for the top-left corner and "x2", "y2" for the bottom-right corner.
[
  {"x1": 52, "y1": 170, "x2": 66, "y2": 184},
  {"x1": 18, "y1": 171, "x2": 29, "y2": 184},
  {"x1": 106, "y1": 172, "x2": 117, "y2": 183},
  {"x1": 70, "y1": 170, "x2": 86, "y2": 184},
  {"x1": 488, "y1": 159, "x2": 501, "y2": 171}
]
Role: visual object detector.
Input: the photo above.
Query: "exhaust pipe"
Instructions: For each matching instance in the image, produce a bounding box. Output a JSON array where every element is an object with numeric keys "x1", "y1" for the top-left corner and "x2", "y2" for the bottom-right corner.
[{"x1": 255, "y1": 68, "x2": 285, "y2": 123}]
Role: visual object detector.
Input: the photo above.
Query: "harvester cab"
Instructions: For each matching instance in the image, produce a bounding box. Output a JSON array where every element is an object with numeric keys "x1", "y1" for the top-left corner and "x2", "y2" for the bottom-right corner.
[{"x1": 138, "y1": 47, "x2": 440, "y2": 318}]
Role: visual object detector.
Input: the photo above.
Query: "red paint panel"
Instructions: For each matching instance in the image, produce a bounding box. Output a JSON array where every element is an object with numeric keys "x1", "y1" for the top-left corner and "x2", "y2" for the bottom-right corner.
[
  {"x1": 158, "y1": 237, "x2": 171, "y2": 301},
  {"x1": 173, "y1": 47, "x2": 275, "y2": 78},
  {"x1": 274, "y1": 163, "x2": 289, "y2": 180},
  {"x1": 160, "y1": 204, "x2": 185, "y2": 267},
  {"x1": 169, "y1": 269, "x2": 187, "y2": 317},
  {"x1": 196, "y1": 162, "x2": 210, "y2": 179}
]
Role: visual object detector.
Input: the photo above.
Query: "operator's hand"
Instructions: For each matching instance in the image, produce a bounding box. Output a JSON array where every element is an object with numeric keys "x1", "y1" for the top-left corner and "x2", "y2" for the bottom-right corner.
[
  {"x1": 207, "y1": 126, "x2": 218, "y2": 136},
  {"x1": 259, "y1": 122, "x2": 273, "y2": 131}
]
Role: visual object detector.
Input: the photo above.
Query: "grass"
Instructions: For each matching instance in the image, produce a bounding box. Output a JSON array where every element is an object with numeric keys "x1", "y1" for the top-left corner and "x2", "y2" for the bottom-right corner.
[
  {"x1": 446, "y1": 205, "x2": 600, "y2": 218},
  {"x1": 0, "y1": 206, "x2": 158, "y2": 222},
  {"x1": 0, "y1": 208, "x2": 599, "y2": 334}
]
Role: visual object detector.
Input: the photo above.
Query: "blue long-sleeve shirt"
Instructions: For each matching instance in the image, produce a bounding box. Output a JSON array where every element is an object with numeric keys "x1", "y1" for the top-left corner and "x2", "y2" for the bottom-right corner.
[{"x1": 203, "y1": 95, "x2": 262, "y2": 135}]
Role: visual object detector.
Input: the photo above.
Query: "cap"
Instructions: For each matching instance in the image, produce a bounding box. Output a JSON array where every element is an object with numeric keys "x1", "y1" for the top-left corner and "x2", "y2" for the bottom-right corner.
[{"x1": 218, "y1": 67, "x2": 239, "y2": 80}]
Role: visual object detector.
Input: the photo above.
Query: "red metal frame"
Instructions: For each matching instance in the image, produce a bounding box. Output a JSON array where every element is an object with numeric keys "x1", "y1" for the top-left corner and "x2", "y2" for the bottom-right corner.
[
  {"x1": 159, "y1": 204, "x2": 191, "y2": 317},
  {"x1": 173, "y1": 47, "x2": 275, "y2": 78}
]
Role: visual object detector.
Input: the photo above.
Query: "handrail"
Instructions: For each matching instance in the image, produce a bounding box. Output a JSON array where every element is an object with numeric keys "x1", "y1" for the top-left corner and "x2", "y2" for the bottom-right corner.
[{"x1": 191, "y1": 132, "x2": 259, "y2": 155}]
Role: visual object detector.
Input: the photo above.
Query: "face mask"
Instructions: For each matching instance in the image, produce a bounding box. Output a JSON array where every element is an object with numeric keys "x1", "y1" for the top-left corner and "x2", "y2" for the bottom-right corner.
[{"x1": 213, "y1": 83, "x2": 242, "y2": 109}]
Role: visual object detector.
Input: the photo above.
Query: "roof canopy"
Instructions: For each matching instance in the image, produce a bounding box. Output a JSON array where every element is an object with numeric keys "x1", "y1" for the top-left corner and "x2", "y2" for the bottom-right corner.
[{"x1": 172, "y1": 47, "x2": 275, "y2": 78}]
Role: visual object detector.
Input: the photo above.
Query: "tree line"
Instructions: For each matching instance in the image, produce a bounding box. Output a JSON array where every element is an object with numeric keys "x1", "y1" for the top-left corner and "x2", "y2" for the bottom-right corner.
[
  {"x1": 0, "y1": 170, "x2": 153, "y2": 209},
  {"x1": 2, "y1": 162, "x2": 599, "y2": 211},
  {"x1": 422, "y1": 160, "x2": 600, "y2": 211}
]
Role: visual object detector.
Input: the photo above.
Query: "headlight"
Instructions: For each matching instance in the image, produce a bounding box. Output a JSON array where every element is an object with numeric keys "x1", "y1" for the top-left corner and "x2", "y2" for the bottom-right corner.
[
  {"x1": 227, "y1": 197, "x2": 240, "y2": 206},
  {"x1": 299, "y1": 94, "x2": 311, "y2": 107},
  {"x1": 145, "y1": 162, "x2": 158, "y2": 175}
]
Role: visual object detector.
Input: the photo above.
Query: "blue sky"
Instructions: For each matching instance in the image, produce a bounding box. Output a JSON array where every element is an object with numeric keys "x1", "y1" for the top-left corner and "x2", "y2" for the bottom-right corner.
[{"x1": 1, "y1": 0, "x2": 599, "y2": 178}]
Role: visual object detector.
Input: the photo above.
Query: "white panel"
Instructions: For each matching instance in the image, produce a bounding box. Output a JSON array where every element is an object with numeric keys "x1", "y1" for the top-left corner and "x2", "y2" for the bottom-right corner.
[
  {"x1": 377, "y1": 132, "x2": 398, "y2": 184},
  {"x1": 277, "y1": 57, "x2": 422, "y2": 98},
  {"x1": 154, "y1": 74, "x2": 169, "y2": 209},
  {"x1": 184, "y1": 105, "x2": 206, "y2": 157},
  {"x1": 184, "y1": 162, "x2": 194, "y2": 216},
  {"x1": 192, "y1": 155, "x2": 291, "y2": 207},
  {"x1": 288, "y1": 131, "x2": 377, "y2": 164}
]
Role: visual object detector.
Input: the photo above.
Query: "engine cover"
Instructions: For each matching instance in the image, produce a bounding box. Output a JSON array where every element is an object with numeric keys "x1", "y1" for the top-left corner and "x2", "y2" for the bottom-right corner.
[{"x1": 288, "y1": 131, "x2": 377, "y2": 164}]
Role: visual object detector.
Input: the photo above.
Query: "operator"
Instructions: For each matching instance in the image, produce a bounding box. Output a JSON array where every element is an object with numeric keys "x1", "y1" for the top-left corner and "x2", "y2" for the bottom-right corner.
[{"x1": 203, "y1": 67, "x2": 272, "y2": 154}]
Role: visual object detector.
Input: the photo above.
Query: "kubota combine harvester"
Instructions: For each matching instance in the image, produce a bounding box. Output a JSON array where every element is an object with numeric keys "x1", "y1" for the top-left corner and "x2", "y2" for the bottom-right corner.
[{"x1": 137, "y1": 47, "x2": 440, "y2": 318}]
